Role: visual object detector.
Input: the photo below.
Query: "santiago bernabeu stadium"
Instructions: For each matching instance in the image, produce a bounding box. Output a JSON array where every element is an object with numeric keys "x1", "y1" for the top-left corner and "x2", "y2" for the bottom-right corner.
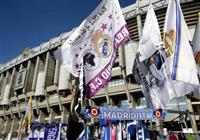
[{"x1": 0, "y1": 0, "x2": 199, "y2": 139}]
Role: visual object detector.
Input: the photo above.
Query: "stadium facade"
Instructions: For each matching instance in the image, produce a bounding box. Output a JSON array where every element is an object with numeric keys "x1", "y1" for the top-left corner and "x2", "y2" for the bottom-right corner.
[{"x1": 0, "y1": 0, "x2": 199, "y2": 138}]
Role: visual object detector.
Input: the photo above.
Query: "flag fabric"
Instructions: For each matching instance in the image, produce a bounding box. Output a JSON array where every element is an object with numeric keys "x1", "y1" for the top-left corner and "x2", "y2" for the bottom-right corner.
[
  {"x1": 133, "y1": 49, "x2": 176, "y2": 109},
  {"x1": 193, "y1": 12, "x2": 200, "y2": 93},
  {"x1": 67, "y1": 60, "x2": 85, "y2": 140},
  {"x1": 127, "y1": 121, "x2": 137, "y2": 140},
  {"x1": 136, "y1": 127, "x2": 145, "y2": 140},
  {"x1": 55, "y1": 0, "x2": 129, "y2": 98},
  {"x1": 39, "y1": 127, "x2": 45, "y2": 140},
  {"x1": 138, "y1": 3, "x2": 162, "y2": 62},
  {"x1": 116, "y1": 122, "x2": 122, "y2": 140},
  {"x1": 44, "y1": 123, "x2": 59, "y2": 140},
  {"x1": 111, "y1": 125, "x2": 116, "y2": 140},
  {"x1": 163, "y1": 0, "x2": 199, "y2": 96},
  {"x1": 60, "y1": 124, "x2": 67, "y2": 140},
  {"x1": 134, "y1": 3, "x2": 175, "y2": 109},
  {"x1": 66, "y1": 115, "x2": 84, "y2": 140},
  {"x1": 22, "y1": 96, "x2": 33, "y2": 134},
  {"x1": 105, "y1": 126, "x2": 111, "y2": 140}
]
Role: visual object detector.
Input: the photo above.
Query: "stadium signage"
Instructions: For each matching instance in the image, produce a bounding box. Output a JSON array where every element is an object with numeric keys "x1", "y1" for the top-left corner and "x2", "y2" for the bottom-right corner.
[{"x1": 82, "y1": 106, "x2": 165, "y2": 120}]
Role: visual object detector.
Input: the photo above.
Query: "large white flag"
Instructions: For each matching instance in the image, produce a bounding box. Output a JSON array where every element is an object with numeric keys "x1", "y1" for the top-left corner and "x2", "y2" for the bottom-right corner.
[
  {"x1": 163, "y1": 0, "x2": 199, "y2": 97},
  {"x1": 138, "y1": 4, "x2": 162, "y2": 62},
  {"x1": 55, "y1": 0, "x2": 129, "y2": 98},
  {"x1": 136, "y1": 4, "x2": 175, "y2": 109}
]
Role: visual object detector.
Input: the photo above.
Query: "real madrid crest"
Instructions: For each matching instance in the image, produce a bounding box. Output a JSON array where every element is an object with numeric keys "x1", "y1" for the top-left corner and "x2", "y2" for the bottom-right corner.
[
  {"x1": 163, "y1": 30, "x2": 176, "y2": 57},
  {"x1": 91, "y1": 30, "x2": 112, "y2": 58}
]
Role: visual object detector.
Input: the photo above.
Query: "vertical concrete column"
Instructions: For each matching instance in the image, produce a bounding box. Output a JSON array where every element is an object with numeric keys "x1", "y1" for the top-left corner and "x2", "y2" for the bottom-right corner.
[
  {"x1": 3, "y1": 116, "x2": 12, "y2": 135},
  {"x1": 32, "y1": 56, "x2": 40, "y2": 91},
  {"x1": 1, "y1": 72, "x2": 9, "y2": 102},
  {"x1": 2, "y1": 68, "x2": 15, "y2": 106},
  {"x1": 120, "y1": 42, "x2": 137, "y2": 108},
  {"x1": 23, "y1": 60, "x2": 31, "y2": 99},
  {"x1": 38, "y1": 109, "x2": 47, "y2": 123},
  {"x1": 136, "y1": 0, "x2": 142, "y2": 39},
  {"x1": 104, "y1": 85, "x2": 110, "y2": 106},
  {"x1": 61, "y1": 107, "x2": 69, "y2": 124},
  {"x1": 49, "y1": 108, "x2": 57, "y2": 123},
  {"x1": 7, "y1": 68, "x2": 16, "y2": 119},
  {"x1": 8, "y1": 115, "x2": 16, "y2": 140},
  {"x1": 54, "y1": 59, "x2": 60, "y2": 85},
  {"x1": 17, "y1": 113, "x2": 24, "y2": 138},
  {"x1": 122, "y1": 73, "x2": 135, "y2": 108},
  {"x1": 58, "y1": 94, "x2": 63, "y2": 112},
  {"x1": 0, "y1": 117, "x2": 5, "y2": 136},
  {"x1": 9, "y1": 67, "x2": 16, "y2": 93},
  {"x1": 44, "y1": 52, "x2": 50, "y2": 113},
  {"x1": 186, "y1": 97, "x2": 198, "y2": 134}
]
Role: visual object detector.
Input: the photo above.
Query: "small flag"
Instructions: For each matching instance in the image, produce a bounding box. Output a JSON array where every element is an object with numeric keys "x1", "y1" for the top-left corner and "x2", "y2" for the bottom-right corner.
[{"x1": 22, "y1": 96, "x2": 33, "y2": 135}]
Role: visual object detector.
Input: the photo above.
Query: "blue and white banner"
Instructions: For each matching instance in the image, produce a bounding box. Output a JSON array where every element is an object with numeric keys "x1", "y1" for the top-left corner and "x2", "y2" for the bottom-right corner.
[
  {"x1": 137, "y1": 127, "x2": 145, "y2": 140},
  {"x1": 45, "y1": 124, "x2": 59, "y2": 140},
  {"x1": 82, "y1": 106, "x2": 165, "y2": 120}
]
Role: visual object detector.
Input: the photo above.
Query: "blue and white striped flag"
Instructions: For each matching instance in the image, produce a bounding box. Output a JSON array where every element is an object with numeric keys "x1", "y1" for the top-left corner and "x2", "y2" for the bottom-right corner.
[{"x1": 137, "y1": 127, "x2": 145, "y2": 140}]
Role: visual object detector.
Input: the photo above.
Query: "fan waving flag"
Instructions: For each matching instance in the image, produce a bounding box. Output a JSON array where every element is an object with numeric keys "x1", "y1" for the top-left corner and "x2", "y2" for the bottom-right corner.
[
  {"x1": 55, "y1": 0, "x2": 129, "y2": 98},
  {"x1": 163, "y1": 0, "x2": 199, "y2": 97}
]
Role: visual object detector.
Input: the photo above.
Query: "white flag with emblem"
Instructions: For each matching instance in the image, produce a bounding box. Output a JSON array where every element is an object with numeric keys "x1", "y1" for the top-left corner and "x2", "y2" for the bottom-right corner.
[
  {"x1": 136, "y1": 4, "x2": 175, "y2": 109},
  {"x1": 55, "y1": 0, "x2": 129, "y2": 98},
  {"x1": 163, "y1": 0, "x2": 199, "y2": 97}
]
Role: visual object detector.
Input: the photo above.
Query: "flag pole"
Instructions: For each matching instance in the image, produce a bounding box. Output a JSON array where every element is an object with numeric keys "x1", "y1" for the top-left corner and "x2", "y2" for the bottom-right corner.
[
  {"x1": 157, "y1": 46, "x2": 188, "y2": 130},
  {"x1": 127, "y1": 37, "x2": 155, "y2": 110}
]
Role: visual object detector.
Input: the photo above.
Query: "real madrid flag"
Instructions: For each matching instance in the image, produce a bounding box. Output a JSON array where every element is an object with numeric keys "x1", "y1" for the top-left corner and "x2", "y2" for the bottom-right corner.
[
  {"x1": 138, "y1": 3, "x2": 162, "y2": 62},
  {"x1": 135, "y1": 3, "x2": 175, "y2": 109},
  {"x1": 163, "y1": 0, "x2": 199, "y2": 97},
  {"x1": 55, "y1": 0, "x2": 130, "y2": 98}
]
